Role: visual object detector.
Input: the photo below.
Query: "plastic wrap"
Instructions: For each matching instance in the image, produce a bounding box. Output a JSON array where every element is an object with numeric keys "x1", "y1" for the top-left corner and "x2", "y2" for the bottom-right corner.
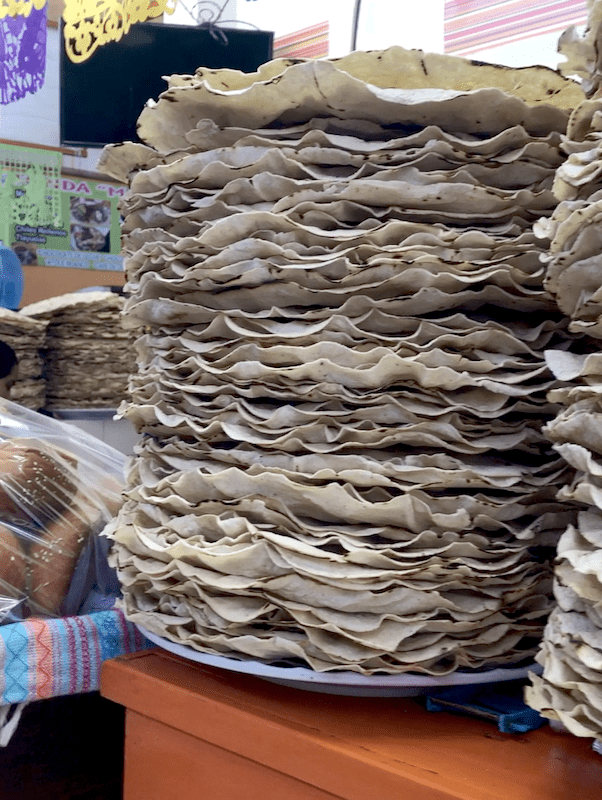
[{"x1": 0, "y1": 399, "x2": 126, "y2": 618}]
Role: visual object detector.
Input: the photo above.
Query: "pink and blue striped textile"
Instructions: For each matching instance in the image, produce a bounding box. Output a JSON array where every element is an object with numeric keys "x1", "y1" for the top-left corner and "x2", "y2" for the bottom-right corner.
[
  {"x1": 0, "y1": 610, "x2": 150, "y2": 705},
  {"x1": 445, "y1": 0, "x2": 587, "y2": 55}
]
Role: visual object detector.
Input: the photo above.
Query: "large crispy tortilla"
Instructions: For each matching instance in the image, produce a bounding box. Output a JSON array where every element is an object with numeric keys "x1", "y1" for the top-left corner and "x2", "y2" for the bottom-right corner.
[{"x1": 98, "y1": 47, "x2": 582, "y2": 174}]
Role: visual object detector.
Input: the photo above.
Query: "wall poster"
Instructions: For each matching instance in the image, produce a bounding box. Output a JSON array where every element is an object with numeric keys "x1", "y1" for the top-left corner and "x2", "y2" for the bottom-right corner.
[
  {"x1": 1, "y1": 143, "x2": 125, "y2": 272},
  {"x1": 16, "y1": 176, "x2": 125, "y2": 271}
]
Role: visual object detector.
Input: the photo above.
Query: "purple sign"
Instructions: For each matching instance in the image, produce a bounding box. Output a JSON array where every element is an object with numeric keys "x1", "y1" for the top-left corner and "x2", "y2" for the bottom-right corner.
[{"x1": 0, "y1": 4, "x2": 47, "y2": 105}]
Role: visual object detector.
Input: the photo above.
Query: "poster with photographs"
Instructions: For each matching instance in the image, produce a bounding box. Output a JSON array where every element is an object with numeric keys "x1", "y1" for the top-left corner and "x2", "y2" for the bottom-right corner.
[{"x1": 9, "y1": 176, "x2": 125, "y2": 271}]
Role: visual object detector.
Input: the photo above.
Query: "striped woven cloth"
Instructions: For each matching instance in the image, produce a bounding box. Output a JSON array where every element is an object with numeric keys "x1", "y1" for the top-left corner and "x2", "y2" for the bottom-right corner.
[{"x1": 0, "y1": 609, "x2": 150, "y2": 705}]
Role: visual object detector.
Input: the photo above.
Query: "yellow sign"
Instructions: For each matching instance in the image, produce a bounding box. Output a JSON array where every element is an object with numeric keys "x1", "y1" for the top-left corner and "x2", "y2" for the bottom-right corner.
[
  {"x1": 62, "y1": 0, "x2": 177, "y2": 63},
  {"x1": 0, "y1": 0, "x2": 46, "y2": 19}
]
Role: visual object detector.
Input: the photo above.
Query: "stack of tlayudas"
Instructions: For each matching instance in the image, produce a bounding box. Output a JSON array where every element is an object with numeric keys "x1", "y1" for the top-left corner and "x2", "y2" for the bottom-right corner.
[
  {"x1": 526, "y1": 0, "x2": 602, "y2": 742},
  {"x1": 0, "y1": 308, "x2": 48, "y2": 409},
  {"x1": 100, "y1": 48, "x2": 584, "y2": 676},
  {"x1": 22, "y1": 291, "x2": 136, "y2": 411}
]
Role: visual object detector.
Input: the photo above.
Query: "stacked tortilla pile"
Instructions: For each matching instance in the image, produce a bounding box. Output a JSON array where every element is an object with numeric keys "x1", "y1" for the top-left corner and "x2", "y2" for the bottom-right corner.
[
  {"x1": 526, "y1": 2, "x2": 602, "y2": 740},
  {"x1": 525, "y1": 349, "x2": 602, "y2": 739},
  {"x1": 100, "y1": 48, "x2": 584, "y2": 675},
  {"x1": 21, "y1": 291, "x2": 135, "y2": 411},
  {"x1": 0, "y1": 308, "x2": 47, "y2": 409}
]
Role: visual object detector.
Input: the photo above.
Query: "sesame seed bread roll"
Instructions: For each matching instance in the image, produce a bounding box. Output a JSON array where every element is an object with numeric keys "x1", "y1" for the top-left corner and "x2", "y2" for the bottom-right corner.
[
  {"x1": 28, "y1": 492, "x2": 100, "y2": 615},
  {"x1": 0, "y1": 523, "x2": 27, "y2": 596},
  {"x1": 0, "y1": 439, "x2": 77, "y2": 528}
]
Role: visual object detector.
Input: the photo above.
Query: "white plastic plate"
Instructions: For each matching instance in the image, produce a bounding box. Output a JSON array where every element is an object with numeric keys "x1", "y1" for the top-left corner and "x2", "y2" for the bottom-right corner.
[{"x1": 138, "y1": 625, "x2": 543, "y2": 697}]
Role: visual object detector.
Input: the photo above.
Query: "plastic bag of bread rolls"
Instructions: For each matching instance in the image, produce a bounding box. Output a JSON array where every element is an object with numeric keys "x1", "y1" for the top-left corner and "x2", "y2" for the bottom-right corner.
[
  {"x1": 0, "y1": 399, "x2": 126, "y2": 618},
  {"x1": 0, "y1": 522, "x2": 28, "y2": 622}
]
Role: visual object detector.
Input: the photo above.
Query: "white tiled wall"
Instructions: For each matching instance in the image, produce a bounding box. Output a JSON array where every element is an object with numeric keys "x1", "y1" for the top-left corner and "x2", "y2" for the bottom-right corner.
[{"x1": 59, "y1": 414, "x2": 138, "y2": 456}]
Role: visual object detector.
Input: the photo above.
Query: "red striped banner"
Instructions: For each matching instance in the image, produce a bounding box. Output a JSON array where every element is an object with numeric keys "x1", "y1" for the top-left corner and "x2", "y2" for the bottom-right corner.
[
  {"x1": 445, "y1": 0, "x2": 587, "y2": 55},
  {"x1": 274, "y1": 21, "x2": 329, "y2": 60}
]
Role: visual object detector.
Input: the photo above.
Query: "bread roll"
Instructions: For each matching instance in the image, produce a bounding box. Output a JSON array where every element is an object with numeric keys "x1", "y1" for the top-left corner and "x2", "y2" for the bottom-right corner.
[
  {"x1": 0, "y1": 523, "x2": 27, "y2": 596},
  {"x1": 0, "y1": 439, "x2": 77, "y2": 527},
  {"x1": 28, "y1": 492, "x2": 99, "y2": 615}
]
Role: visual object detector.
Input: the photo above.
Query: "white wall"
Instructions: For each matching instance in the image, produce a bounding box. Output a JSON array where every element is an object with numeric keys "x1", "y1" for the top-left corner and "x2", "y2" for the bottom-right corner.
[
  {"x1": 354, "y1": 0, "x2": 444, "y2": 55},
  {"x1": 461, "y1": 28, "x2": 583, "y2": 71},
  {"x1": 0, "y1": 25, "x2": 60, "y2": 145},
  {"x1": 233, "y1": 0, "x2": 354, "y2": 57},
  {"x1": 166, "y1": 0, "x2": 238, "y2": 26},
  {"x1": 237, "y1": 0, "x2": 445, "y2": 57},
  {"x1": 0, "y1": 26, "x2": 103, "y2": 172}
]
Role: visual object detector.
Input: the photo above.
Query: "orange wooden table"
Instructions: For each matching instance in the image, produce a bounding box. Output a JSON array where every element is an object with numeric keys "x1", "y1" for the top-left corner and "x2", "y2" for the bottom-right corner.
[{"x1": 101, "y1": 649, "x2": 602, "y2": 800}]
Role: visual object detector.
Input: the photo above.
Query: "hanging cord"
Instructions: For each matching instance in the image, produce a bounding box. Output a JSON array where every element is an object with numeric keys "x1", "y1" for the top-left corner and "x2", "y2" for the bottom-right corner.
[
  {"x1": 189, "y1": 0, "x2": 229, "y2": 23},
  {"x1": 183, "y1": 0, "x2": 229, "y2": 43},
  {"x1": 178, "y1": 0, "x2": 261, "y2": 46},
  {"x1": 351, "y1": 0, "x2": 362, "y2": 51}
]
